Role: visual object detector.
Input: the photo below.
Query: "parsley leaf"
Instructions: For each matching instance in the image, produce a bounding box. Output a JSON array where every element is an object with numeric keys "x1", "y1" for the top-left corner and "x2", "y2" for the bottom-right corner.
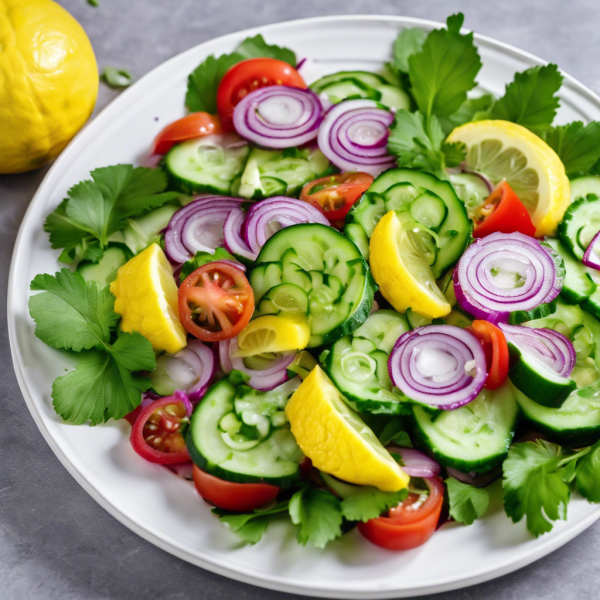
[
  {"x1": 180, "y1": 248, "x2": 238, "y2": 282},
  {"x1": 393, "y1": 27, "x2": 427, "y2": 74},
  {"x1": 340, "y1": 488, "x2": 408, "y2": 523},
  {"x1": 445, "y1": 478, "x2": 489, "y2": 525},
  {"x1": 289, "y1": 487, "x2": 343, "y2": 548},
  {"x1": 214, "y1": 501, "x2": 290, "y2": 544},
  {"x1": 544, "y1": 121, "x2": 600, "y2": 177},
  {"x1": 185, "y1": 35, "x2": 296, "y2": 113},
  {"x1": 378, "y1": 417, "x2": 413, "y2": 448},
  {"x1": 575, "y1": 440, "x2": 600, "y2": 502},
  {"x1": 438, "y1": 93, "x2": 494, "y2": 134},
  {"x1": 408, "y1": 13, "x2": 482, "y2": 118}
]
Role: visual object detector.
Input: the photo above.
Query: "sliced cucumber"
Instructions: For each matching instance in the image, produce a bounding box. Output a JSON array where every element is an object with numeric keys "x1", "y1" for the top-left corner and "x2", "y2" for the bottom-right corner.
[
  {"x1": 352, "y1": 309, "x2": 410, "y2": 354},
  {"x1": 255, "y1": 283, "x2": 309, "y2": 317},
  {"x1": 583, "y1": 286, "x2": 600, "y2": 320},
  {"x1": 569, "y1": 175, "x2": 600, "y2": 202},
  {"x1": 343, "y1": 222, "x2": 370, "y2": 259},
  {"x1": 449, "y1": 172, "x2": 492, "y2": 214},
  {"x1": 77, "y1": 244, "x2": 131, "y2": 287},
  {"x1": 377, "y1": 85, "x2": 411, "y2": 111},
  {"x1": 411, "y1": 381, "x2": 519, "y2": 473},
  {"x1": 508, "y1": 299, "x2": 557, "y2": 325},
  {"x1": 186, "y1": 379, "x2": 303, "y2": 486},
  {"x1": 558, "y1": 193, "x2": 600, "y2": 260},
  {"x1": 118, "y1": 204, "x2": 180, "y2": 255},
  {"x1": 310, "y1": 71, "x2": 388, "y2": 94},
  {"x1": 165, "y1": 135, "x2": 249, "y2": 195},
  {"x1": 319, "y1": 78, "x2": 381, "y2": 103}
]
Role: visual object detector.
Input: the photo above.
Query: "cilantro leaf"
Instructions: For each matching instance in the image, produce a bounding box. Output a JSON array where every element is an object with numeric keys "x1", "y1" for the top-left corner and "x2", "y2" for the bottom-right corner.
[
  {"x1": 393, "y1": 27, "x2": 427, "y2": 74},
  {"x1": 544, "y1": 121, "x2": 600, "y2": 177},
  {"x1": 378, "y1": 417, "x2": 413, "y2": 448},
  {"x1": 575, "y1": 440, "x2": 600, "y2": 502},
  {"x1": 438, "y1": 93, "x2": 494, "y2": 134},
  {"x1": 180, "y1": 248, "x2": 238, "y2": 282},
  {"x1": 108, "y1": 331, "x2": 157, "y2": 372},
  {"x1": 289, "y1": 487, "x2": 343, "y2": 548},
  {"x1": 408, "y1": 13, "x2": 482, "y2": 118},
  {"x1": 487, "y1": 64, "x2": 563, "y2": 133},
  {"x1": 442, "y1": 141, "x2": 467, "y2": 168},
  {"x1": 340, "y1": 488, "x2": 408, "y2": 523},
  {"x1": 503, "y1": 440, "x2": 571, "y2": 537},
  {"x1": 214, "y1": 501, "x2": 290, "y2": 544},
  {"x1": 29, "y1": 269, "x2": 118, "y2": 352},
  {"x1": 445, "y1": 478, "x2": 489, "y2": 525}
]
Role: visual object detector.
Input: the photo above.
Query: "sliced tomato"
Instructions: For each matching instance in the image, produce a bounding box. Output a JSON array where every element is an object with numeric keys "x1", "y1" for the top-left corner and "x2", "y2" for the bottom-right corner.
[
  {"x1": 467, "y1": 320, "x2": 509, "y2": 390},
  {"x1": 192, "y1": 466, "x2": 279, "y2": 512},
  {"x1": 299, "y1": 172, "x2": 374, "y2": 222},
  {"x1": 473, "y1": 181, "x2": 536, "y2": 238},
  {"x1": 152, "y1": 112, "x2": 222, "y2": 155},
  {"x1": 217, "y1": 58, "x2": 306, "y2": 131},
  {"x1": 357, "y1": 477, "x2": 444, "y2": 550},
  {"x1": 178, "y1": 261, "x2": 254, "y2": 342},
  {"x1": 130, "y1": 396, "x2": 191, "y2": 464},
  {"x1": 124, "y1": 405, "x2": 142, "y2": 426}
]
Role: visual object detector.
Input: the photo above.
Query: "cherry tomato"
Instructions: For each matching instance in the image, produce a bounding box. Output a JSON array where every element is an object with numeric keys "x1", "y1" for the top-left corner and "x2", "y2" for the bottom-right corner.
[
  {"x1": 192, "y1": 465, "x2": 279, "y2": 512},
  {"x1": 357, "y1": 477, "x2": 444, "y2": 550},
  {"x1": 124, "y1": 406, "x2": 142, "y2": 426},
  {"x1": 217, "y1": 58, "x2": 306, "y2": 131},
  {"x1": 467, "y1": 320, "x2": 509, "y2": 390},
  {"x1": 152, "y1": 112, "x2": 222, "y2": 155},
  {"x1": 178, "y1": 261, "x2": 254, "y2": 342},
  {"x1": 473, "y1": 181, "x2": 536, "y2": 238},
  {"x1": 130, "y1": 396, "x2": 191, "y2": 464},
  {"x1": 299, "y1": 172, "x2": 374, "y2": 222}
]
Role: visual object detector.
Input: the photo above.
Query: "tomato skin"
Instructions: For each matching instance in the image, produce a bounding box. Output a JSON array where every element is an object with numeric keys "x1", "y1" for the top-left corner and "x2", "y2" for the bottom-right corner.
[
  {"x1": 193, "y1": 465, "x2": 280, "y2": 512},
  {"x1": 217, "y1": 58, "x2": 306, "y2": 131},
  {"x1": 299, "y1": 172, "x2": 374, "y2": 222},
  {"x1": 178, "y1": 261, "x2": 254, "y2": 342},
  {"x1": 357, "y1": 477, "x2": 444, "y2": 550},
  {"x1": 130, "y1": 397, "x2": 191, "y2": 465},
  {"x1": 473, "y1": 182, "x2": 536, "y2": 238},
  {"x1": 152, "y1": 112, "x2": 222, "y2": 155},
  {"x1": 468, "y1": 320, "x2": 509, "y2": 390},
  {"x1": 124, "y1": 405, "x2": 142, "y2": 426}
]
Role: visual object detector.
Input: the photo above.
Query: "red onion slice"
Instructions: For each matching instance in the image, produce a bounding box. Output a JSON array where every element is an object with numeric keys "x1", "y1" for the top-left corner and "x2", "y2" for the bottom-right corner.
[
  {"x1": 242, "y1": 196, "x2": 329, "y2": 255},
  {"x1": 498, "y1": 323, "x2": 575, "y2": 378},
  {"x1": 389, "y1": 446, "x2": 441, "y2": 478},
  {"x1": 218, "y1": 338, "x2": 295, "y2": 391},
  {"x1": 223, "y1": 207, "x2": 258, "y2": 262},
  {"x1": 173, "y1": 390, "x2": 193, "y2": 418},
  {"x1": 388, "y1": 325, "x2": 487, "y2": 409},
  {"x1": 164, "y1": 196, "x2": 244, "y2": 264},
  {"x1": 583, "y1": 231, "x2": 600, "y2": 270},
  {"x1": 317, "y1": 99, "x2": 396, "y2": 176},
  {"x1": 454, "y1": 232, "x2": 562, "y2": 323},
  {"x1": 233, "y1": 86, "x2": 323, "y2": 149}
]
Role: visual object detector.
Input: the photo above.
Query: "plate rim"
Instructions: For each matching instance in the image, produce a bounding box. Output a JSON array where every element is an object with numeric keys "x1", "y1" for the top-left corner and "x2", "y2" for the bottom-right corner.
[{"x1": 8, "y1": 13, "x2": 600, "y2": 599}]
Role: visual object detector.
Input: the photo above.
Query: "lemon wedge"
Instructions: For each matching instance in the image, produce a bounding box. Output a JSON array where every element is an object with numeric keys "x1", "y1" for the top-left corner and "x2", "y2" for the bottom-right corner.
[
  {"x1": 236, "y1": 314, "x2": 310, "y2": 357},
  {"x1": 447, "y1": 120, "x2": 570, "y2": 237},
  {"x1": 286, "y1": 366, "x2": 409, "y2": 492},
  {"x1": 370, "y1": 211, "x2": 451, "y2": 319},
  {"x1": 110, "y1": 243, "x2": 187, "y2": 354}
]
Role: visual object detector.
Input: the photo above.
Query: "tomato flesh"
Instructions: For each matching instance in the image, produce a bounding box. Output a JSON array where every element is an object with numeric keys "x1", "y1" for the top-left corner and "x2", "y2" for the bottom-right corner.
[
  {"x1": 468, "y1": 320, "x2": 509, "y2": 390},
  {"x1": 178, "y1": 261, "x2": 254, "y2": 342},
  {"x1": 299, "y1": 172, "x2": 374, "y2": 222},
  {"x1": 473, "y1": 181, "x2": 536, "y2": 238},
  {"x1": 152, "y1": 112, "x2": 222, "y2": 155},
  {"x1": 193, "y1": 465, "x2": 279, "y2": 512},
  {"x1": 130, "y1": 397, "x2": 191, "y2": 464},
  {"x1": 217, "y1": 58, "x2": 306, "y2": 131},
  {"x1": 357, "y1": 477, "x2": 444, "y2": 550}
]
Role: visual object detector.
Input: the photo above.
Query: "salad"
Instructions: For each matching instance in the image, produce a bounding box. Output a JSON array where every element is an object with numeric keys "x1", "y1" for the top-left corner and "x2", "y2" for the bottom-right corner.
[{"x1": 27, "y1": 12, "x2": 600, "y2": 551}]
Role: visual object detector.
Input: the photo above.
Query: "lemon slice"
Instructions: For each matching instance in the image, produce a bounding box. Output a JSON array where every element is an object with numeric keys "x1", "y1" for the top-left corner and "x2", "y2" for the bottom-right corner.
[
  {"x1": 286, "y1": 366, "x2": 408, "y2": 492},
  {"x1": 110, "y1": 243, "x2": 187, "y2": 353},
  {"x1": 236, "y1": 314, "x2": 310, "y2": 357},
  {"x1": 447, "y1": 120, "x2": 570, "y2": 237},
  {"x1": 370, "y1": 211, "x2": 451, "y2": 319}
]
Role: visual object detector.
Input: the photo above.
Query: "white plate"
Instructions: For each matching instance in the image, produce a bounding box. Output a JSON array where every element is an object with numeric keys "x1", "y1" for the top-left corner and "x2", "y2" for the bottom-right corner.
[{"x1": 8, "y1": 15, "x2": 600, "y2": 599}]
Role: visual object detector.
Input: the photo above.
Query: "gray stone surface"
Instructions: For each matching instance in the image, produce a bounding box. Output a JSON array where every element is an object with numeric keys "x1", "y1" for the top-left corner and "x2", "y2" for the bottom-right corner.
[{"x1": 1, "y1": 0, "x2": 599, "y2": 598}]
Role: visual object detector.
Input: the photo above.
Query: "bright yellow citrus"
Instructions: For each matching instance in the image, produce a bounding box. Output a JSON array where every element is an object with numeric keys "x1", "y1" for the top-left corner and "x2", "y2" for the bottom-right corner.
[
  {"x1": 286, "y1": 366, "x2": 409, "y2": 492},
  {"x1": 110, "y1": 244, "x2": 187, "y2": 354},
  {"x1": 236, "y1": 314, "x2": 310, "y2": 357},
  {"x1": 447, "y1": 120, "x2": 570, "y2": 237},
  {"x1": 0, "y1": 0, "x2": 98, "y2": 173},
  {"x1": 370, "y1": 211, "x2": 451, "y2": 319}
]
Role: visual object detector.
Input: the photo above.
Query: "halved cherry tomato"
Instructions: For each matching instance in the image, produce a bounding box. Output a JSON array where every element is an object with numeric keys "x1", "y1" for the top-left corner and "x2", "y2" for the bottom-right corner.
[
  {"x1": 152, "y1": 112, "x2": 222, "y2": 155},
  {"x1": 178, "y1": 261, "x2": 254, "y2": 342},
  {"x1": 467, "y1": 320, "x2": 509, "y2": 390},
  {"x1": 299, "y1": 172, "x2": 374, "y2": 222},
  {"x1": 357, "y1": 477, "x2": 444, "y2": 550},
  {"x1": 192, "y1": 465, "x2": 279, "y2": 512},
  {"x1": 130, "y1": 396, "x2": 191, "y2": 464},
  {"x1": 473, "y1": 181, "x2": 536, "y2": 238},
  {"x1": 124, "y1": 406, "x2": 142, "y2": 426},
  {"x1": 217, "y1": 58, "x2": 306, "y2": 131}
]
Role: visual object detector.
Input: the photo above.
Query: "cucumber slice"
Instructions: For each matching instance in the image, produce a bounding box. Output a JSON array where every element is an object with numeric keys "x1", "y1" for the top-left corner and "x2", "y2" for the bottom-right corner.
[
  {"x1": 412, "y1": 381, "x2": 519, "y2": 473},
  {"x1": 406, "y1": 308, "x2": 433, "y2": 329},
  {"x1": 449, "y1": 172, "x2": 491, "y2": 213},
  {"x1": 165, "y1": 135, "x2": 250, "y2": 195},
  {"x1": 310, "y1": 71, "x2": 387, "y2": 94},
  {"x1": 569, "y1": 175, "x2": 600, "y2": 202},
  {"x1": 352, "y1": 309, "x2": 410, "y2": 354},
  {"x1": 508, "y1": 299, "x2": 557, "y2": 325},
  {"x1": 250, "y1": 224, "x2": 375, "y2": 347},
  {"x1": 377, "y1": 85, "x2": 411, "y2": 111},
  {"x1": 255, "y1": 283, "x2": 309, "y2": 317},
  {"x1": 119, "y1": 204, "x2": 180, "y2": 255},
  {"x1": 558, "y1": 193, "x2": 600, "y2": 260},
  {"x1": 186, "y1": 379, "x2": 303, "y2": 486},
  {"x1": 77, "y1": 244, "x2": 131, "y2": 287},
  {"x1": 583, "y1": 286, "x2": 600, "y2": 320},
  {"x1": 319, "y1": 78, "x2": 381, "y2": 103},
  {"x1": 507, "y1": 341, "x2": 576, "y2": 408},
  {"x1": 343, "y1": 223, "x2": 370, "y2": 259}
]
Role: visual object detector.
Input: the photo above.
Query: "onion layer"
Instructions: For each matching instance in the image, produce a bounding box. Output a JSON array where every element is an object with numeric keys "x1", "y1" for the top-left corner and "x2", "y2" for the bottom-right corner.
[
  {"x1": 223, "y1": 207, "x2": 257, "y2": 262},
  {"x1": 388, "y1": 446, "x2": 441, "y2": 478},
  {"x1": 388, "y1": 325, "x2": 487, "y2": 409},
  {"x1": 583, "y1": 231, "x2": 600, "y2": 270},
  {"x1": 454, "y1": 232, "x2": 562, "y2": 323},
  {"x1": 317, "y1": 99, "x2": 396, "y2": 176}
]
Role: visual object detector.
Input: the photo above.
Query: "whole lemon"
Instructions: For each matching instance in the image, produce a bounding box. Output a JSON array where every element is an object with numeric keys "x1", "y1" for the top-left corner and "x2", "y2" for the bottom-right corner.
[{"x1": 0, "y1": 0, "x2": 98, "y2": 174}]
